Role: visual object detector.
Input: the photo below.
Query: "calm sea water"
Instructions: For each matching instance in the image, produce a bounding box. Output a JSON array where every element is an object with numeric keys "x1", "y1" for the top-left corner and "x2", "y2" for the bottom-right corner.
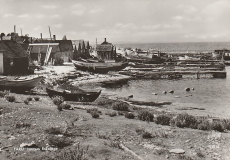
[
  {"x1": 99, "y1": 68, "x2": 230, "y2": 117},
  {"x1": 115, "y1": 42, "x2": 230, "y2": 52}
]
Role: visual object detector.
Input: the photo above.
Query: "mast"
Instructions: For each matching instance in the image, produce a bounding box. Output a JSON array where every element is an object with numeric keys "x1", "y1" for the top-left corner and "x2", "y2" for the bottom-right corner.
[{"x1": 48, "y1": 26, "x2": 52, "y2": 40}]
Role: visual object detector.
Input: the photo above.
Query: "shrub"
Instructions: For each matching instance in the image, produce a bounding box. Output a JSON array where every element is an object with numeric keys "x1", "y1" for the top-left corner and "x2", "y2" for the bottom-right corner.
[
  {"x1": 222, "y1": 119, "x2": 230, "y2": 130},
  {"x1": 24, "y1": 100, "x2": 29, "y2": 105},
  {"x1": 135, "y1": 128, "x2": 145, "y2": 135},
  {"x1": 60, "y1": 103, "x2": 71, "y2": 109},
  {"x1": 118, "y1": 111, "x2": 125, "y2": 115},
  {"x1": 57, "y1": 105, "x2": 63, "y2": 111},
  {"x1": 55, "y1": 144, "x2": 89, "y2": 160},
  {"x1": 0, "y1": 90, "x2": 10, "y2": 97},
  {"x1": 91, "y1": 111, "x2": 100, "y2": 118},
  {"x1": 197, "y1": 120, "x2": 211, "y2": 131},
  {"x1": 106, "y1": 112, "x2": 117, "y2": 117},
  {"x1": 142, "y1": 131, "x2": 153, "y2": 139},
  {"x1": 48, "y1": 136, "x2": 73, "y2": 149},
  {"x1": 211, "y1": 121, "x2": 225, "y2": 132},
  {"x1": 52, "y1": 96, "x2": 64, "y2": 106},
  {"x1": 138, "y1": 110, "x2": 154, "y2": 122},
  {"x1": 34, "y1": 96, "x2": 40, "y2": 101},
  {"x1": 125, "y1": 112, "x2": 135, "y2": 119},
  {"x1": 112, "y1": 102, "x2": 129, "y2": 111},
  {"x1": 27, "y1": 97, "x2": 33, "y2": 101},
  {"x1": 96, "y1": 98, "x2": 114, "y2": 106},
  {"x1": 170, "y1": 113, "x2": 198, "y2": 129},
  {"x1": 86, "y1": 108, "x2": 101, "y2": 114},
  {"x1": 45, "y1": 127, "x2": 63, "y2": 135},
  {"x1": 155, "y1": 114, "x2": 172, "y2": 126},
  {"x1": 5, "y1": 95, "x2": 15, "y2": 102}
]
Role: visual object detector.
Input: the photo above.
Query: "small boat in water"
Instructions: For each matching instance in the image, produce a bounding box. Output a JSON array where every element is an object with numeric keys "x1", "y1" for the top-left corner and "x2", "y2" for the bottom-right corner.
[
  {"x1": 46, "y1": 87, "x2": 101, "y2": 102},
  {"x1": 0, "y1": 76, "x2": 43, "y2": 93},
  {"x1": 72, "y1": 59, "x2": 128, "y2": 74}
]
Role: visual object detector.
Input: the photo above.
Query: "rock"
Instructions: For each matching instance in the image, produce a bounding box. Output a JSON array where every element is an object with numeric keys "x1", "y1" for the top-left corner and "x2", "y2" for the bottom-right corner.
[
  {"x1": 128, "y1": 95, "x2": 133, "y2": 98},
  {"x1": 192, "y1": 88, "x2": 195, "y2": 90},
  {"x1": 169, "y1": 149, "x2": 185, "y2": 154},
  {"x1": 185, "y1": 139, "x2": 191, "y2": 143},
  {"x1": 185, "y1": 88, "x2": 190, "y2": 91},
  {"x1": 20, "y1": 141, "x2": 38, "y2": 148},
  {"x1": 152, "y1": 93, "x2": 157, "y2": 95},
  {"x1": 169, "y1": 90, "x2": 174, "y2": 93},
  {"x1": 175, "y1": 96, "x2": 180, "y2": 98},
  {"x1": 162, "y1": 91, "x2": 167, "y2": 94}
]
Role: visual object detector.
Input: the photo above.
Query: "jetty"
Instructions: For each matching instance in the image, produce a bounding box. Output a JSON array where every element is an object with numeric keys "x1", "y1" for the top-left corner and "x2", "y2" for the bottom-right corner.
[{"x1": 119, "y1": 69, "x2": 227, "y2": 79}]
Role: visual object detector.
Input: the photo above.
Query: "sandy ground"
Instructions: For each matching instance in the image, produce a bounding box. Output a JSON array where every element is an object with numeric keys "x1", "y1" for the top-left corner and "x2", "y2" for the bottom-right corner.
[{"x1": 34, "y1": 63, "x2": 131, "y2": 85}]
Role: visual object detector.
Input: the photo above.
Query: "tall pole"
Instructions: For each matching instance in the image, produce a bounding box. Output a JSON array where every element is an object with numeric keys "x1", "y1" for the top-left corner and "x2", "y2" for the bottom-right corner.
[
  {"x1": 48, "y1": 26, "x2": 52, "y2": 40},
  {"x1": 20, "y1": 28, "x2": 22, "y2": 36},
  {"x1": 96, "y1": 38, "x2": 97, "y2": 49}
]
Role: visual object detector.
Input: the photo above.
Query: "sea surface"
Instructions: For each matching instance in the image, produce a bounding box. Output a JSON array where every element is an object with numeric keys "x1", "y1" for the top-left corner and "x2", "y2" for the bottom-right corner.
[{"x1": 115, "y1": 42, "x2": 230, "y2": 52}]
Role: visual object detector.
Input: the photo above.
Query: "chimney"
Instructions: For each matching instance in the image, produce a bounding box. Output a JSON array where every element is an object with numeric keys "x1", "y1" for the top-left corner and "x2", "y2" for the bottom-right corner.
[
  {"x1": 53, "y1": 35, "x2": 56, "y2": 41},
  {"x1": 40, "y1": 33, "x2": 42, "y2": 39},
  {"x1": 14, "y1": 25, "x2": 16, "y2": 33},
  {"x1": 104, "y1": 38, "x2": 106, "y2": 42}
]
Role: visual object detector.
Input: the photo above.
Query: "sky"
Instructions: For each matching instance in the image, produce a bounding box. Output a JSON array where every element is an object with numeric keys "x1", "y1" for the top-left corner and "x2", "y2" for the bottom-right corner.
[{"x1": 0, "y1": 0, "x2": 230, "y2": 44}]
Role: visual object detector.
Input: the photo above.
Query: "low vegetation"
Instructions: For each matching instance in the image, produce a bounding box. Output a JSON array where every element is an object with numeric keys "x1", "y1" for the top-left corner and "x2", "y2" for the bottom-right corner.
[
  {"x1": 34, "y1": 96, "x2": 40, "y2": 101},
  {"x1": 112, "y1": 101, "x2": 129, "y2": 111},
  {"x1": 86, "y1": 108, "x2": 101, "y2": 118},
  {"x1": 105, "y1": 111, "x2": 117, "y2": 117},
  {"x1": 137, "y1": 110, "x2": 154, "y2": 122},
  {"x1": 45, "y1": 127, "x2": 63, "y2": 135},
  {"x1": 27, "y1": 97, "x2": 33, "y2": 101},
  {"x1": 60, "y1": 102, "x2": 72, "y2": 110},
  {"x1": 54, "y1": 144, "x2": 89, "y2": 160},
  {"x1": 125, "y1": 112, "x2": 135, "y2": 119},
  {"x1": 5, "y1": 95, "x2": 16, "y2": 102},
  {"x1": 48, "y1": 136, "x2": 73, "y2": 149},
  {"x1": 24, "y1": 100, "x2": 29, "y2": 105},
  {"x1": 52, "y1": 96, "x2": 64, "y2": 106},
  {"x1": 155, "y1": 114, "x2": 172, "y2": 125}
]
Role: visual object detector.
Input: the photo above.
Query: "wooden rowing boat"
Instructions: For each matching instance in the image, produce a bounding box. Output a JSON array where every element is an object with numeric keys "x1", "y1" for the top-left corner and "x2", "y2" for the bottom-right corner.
[
  {"x1": 46, "y1": 87, "x2": 101, "y2": 102},
  {"x1": 72, "y1": 59, "x2": 128, "y2": 74},
  {"x1": 0, "y1": 76, "x2": 43, "y2": 93}
]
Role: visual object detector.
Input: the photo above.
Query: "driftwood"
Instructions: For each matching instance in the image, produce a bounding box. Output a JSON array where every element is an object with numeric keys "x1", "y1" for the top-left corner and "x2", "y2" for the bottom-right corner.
[{"x1": 119, "y1": 143, "x2": 144, "y2": 160}]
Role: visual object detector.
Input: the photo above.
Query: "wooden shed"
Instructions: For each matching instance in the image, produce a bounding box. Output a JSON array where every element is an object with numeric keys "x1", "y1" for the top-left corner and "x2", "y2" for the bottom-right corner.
[
  {"x1": 96, "y1": 38, "x2": 116, "y2": 60},
  {"x1": 0, "y1": 40, "x2": 29, "y2": 75}
]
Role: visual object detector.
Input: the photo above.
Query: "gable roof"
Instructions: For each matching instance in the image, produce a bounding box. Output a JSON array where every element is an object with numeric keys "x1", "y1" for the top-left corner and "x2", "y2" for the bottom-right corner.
[
  {"x1": 29, "y1": 43, "x2": 60, "y2": 54},
  {"x1": 96, "y1": 44, "x2": 113, "y2": 52},
  {"x1": 33, "y1": 38, "x2": 55, "y2": 43},
  {"x1": 55, "y1": 40, "x2": 73, "y2": 52},
  {"x1": 0, "y1": 40, "x2": 28, "y2": 58}
]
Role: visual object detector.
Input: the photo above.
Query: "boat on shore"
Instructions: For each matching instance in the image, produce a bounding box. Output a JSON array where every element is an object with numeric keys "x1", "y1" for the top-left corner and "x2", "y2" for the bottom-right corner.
[
  {"x1": 72, "y1": 59, "x2": 128, "y2": 74},
  {"x1": 46, "y1": 87, "x2": 101, "y2": 102},
  {"x1": 0, "y1": 76, "x2": 43, "y2": 93}
]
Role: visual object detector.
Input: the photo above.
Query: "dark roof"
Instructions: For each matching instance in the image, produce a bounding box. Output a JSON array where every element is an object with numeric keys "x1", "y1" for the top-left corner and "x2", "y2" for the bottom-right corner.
[
  {"x1": 29, "y1": 44, "x2": 60, "y2": 54},
  {"x1": 33, "y1": 38, "x2": 55, "y2": 43},
  {"x1": 55, "y1": 40, "x2": 73, "y2": 52},
  {"x1": 0, "y1": 40, "x2": 28, "y2": 58},
  {"x1": 96, "y1": 44, "x2": 113, "y2": 52}
]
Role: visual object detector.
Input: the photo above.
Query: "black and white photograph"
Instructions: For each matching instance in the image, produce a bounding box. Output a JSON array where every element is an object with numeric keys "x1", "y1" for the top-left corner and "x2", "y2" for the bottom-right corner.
[{"x1": 0, "y1": 0, "x2": 230, "y2": 159}]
